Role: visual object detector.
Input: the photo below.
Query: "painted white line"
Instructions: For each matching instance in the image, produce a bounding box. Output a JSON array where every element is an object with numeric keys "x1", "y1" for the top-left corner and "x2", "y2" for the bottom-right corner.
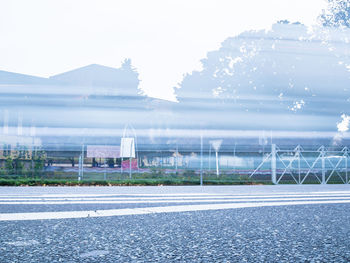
[
  {"x1": 1, "y1": 193, "x2": 350, "y2": 200},
  {"x1": 0, "y1": 197, "x2": 350, "y2": 205},
  {"x1": 1, "y1": 199, "x2": 350, "y2": 221},
  {"x1": 0, "y1": 193, "x2": 233, "y2": 198},
  {"x1": 310, "y1": 191, "x2": 350, "y2": 194},
  {"x1": 1, "y1": 196, "x2": 350, "y2": 205},
  {"x1": 3, "y1": 194, "x2": 350, "y2": 201},
  {"x1": 1, "y1": 191, "x2": 350, "y2": 198}
]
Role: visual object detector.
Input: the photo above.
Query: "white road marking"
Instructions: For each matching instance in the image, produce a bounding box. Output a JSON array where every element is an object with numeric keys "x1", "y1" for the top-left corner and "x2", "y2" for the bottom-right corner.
[
  {"x1": 2, "y1": 190, "x2": 350, "y2": 221},
  {"x1": 1, "y1": 193, "x2": 350, "y2": 200},
  {"x1": 0, "y1": 191, "x2": 350, "y2": 198},
  {"x1": 1, "y1": 196, "x2": 350, "y2": 205},
  {"x1": 1, "y1": 199, "x2": 350, "y2": 221},
  {"x1": 309, "y1": 191, "x2": 350, "y2": 194},
  {"x1": 0, "y1": 193, "x2": 234, "y2": 198}
]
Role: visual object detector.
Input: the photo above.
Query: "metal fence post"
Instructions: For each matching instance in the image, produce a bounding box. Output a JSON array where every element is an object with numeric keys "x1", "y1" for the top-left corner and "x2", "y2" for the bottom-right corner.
[
  {"x1": 297, "y1": 148, "x2": 301, "y2": 184},
  {"x1": 271, "y1": 144, "x2": 277, "y2": 184},
  {"x1": 346, "y1": 153, "x2": 348, "y2": 184},
  {"x1": 208, "y1": 144, "x2": 211, "y2": 172},
  {"x1": 321, "y1": 146, "x2": 326, "y2": 184},
  {"x1": 233, "y1": 143, "x2": 236, "y2": 175},
  {"x1": 129, "y1": 157, "x2": 132, "y2": 179},
  {"x1": 78, "y1": 155, "x2": 81, "y2": 181},
  {"x1": 104, "y1": 159, "x2": 107, "y2": 181},
  {"x1": 81, "y1": 144, "x2": 84, "y2": 179},
  {"x1": 344, "y1": 147, "x2": 348, "y2": 184},
  {"x1": 200, "y1": 134, "x2": 203, "y2": 186},
  {"x1": 175, "y1": 143, "x2": 178, "y2": 173},
  {"x1": 215, "y1": 151, "x2": 219, "y2": 177}
]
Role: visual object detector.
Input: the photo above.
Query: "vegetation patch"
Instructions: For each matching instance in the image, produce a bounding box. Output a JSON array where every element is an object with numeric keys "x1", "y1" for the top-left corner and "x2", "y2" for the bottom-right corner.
[{"x1": 0, "y1": 177, "x2": 273, "y2": 186}]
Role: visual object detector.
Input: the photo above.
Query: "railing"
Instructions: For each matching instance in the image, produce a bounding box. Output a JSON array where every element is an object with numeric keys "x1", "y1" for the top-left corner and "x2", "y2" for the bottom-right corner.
[
  {"x1": 1, "y1": 144, "x2": 349, "y2": 184},
  {"x1": 250, "y1": 145, "x2": 349, "y2": 184}
]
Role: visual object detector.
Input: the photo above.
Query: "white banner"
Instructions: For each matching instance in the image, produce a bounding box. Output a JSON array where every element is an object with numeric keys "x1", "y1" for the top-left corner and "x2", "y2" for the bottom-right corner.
[{"x1": 120, "y1": 138, "x2": 135, "y2": 158}]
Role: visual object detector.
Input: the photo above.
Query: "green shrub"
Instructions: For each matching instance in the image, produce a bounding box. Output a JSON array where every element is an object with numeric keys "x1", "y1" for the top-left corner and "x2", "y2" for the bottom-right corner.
[{"x1": 5, "y1": 156, "x2": 14, "y2": 175}]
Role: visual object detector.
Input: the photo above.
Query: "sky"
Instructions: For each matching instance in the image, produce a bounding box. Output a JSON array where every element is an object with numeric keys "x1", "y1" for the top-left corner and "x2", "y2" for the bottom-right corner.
[{"x1": 0, "y1": 0, "x2": 327, "y2": 101}]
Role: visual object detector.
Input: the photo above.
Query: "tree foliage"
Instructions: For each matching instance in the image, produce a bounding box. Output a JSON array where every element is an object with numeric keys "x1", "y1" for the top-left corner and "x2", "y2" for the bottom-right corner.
[
  {"x1": 120, "y1": 58, "x2": 145, "y2": 96},
  {"x1": 320, "y1": 0, "x2": 350, "y2": 27},
  {"x1": 176, "y1": 22, "x2": 350, "y2": 119}
]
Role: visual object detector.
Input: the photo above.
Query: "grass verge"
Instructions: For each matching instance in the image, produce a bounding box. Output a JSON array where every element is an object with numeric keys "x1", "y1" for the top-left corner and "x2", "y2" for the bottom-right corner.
[{"x1": 0, "y1": 178, "x2": 273, "y2": 186}]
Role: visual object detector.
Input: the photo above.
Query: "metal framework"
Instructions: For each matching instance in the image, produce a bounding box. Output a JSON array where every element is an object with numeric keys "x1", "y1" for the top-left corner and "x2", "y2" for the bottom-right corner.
[{"x1": 249, "y1": 144, "x2": 350, "y2": 184}]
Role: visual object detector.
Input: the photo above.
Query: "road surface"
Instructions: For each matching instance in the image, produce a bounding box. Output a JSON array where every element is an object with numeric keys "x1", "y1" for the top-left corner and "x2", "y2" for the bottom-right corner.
[{"x1": 1, "y1": 185, "x2": 350, "y2": 262}]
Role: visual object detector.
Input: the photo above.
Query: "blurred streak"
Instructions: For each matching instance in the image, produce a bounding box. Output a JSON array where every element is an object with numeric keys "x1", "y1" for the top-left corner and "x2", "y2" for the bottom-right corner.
[{"x1": 1, "y1": 23, "x2": 350, "y2": 151}]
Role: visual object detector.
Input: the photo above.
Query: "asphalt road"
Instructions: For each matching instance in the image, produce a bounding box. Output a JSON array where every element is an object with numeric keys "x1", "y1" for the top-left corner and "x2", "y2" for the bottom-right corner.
[{"x1": 1, "y1": 185, "x2": 350, "y2": 262}]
